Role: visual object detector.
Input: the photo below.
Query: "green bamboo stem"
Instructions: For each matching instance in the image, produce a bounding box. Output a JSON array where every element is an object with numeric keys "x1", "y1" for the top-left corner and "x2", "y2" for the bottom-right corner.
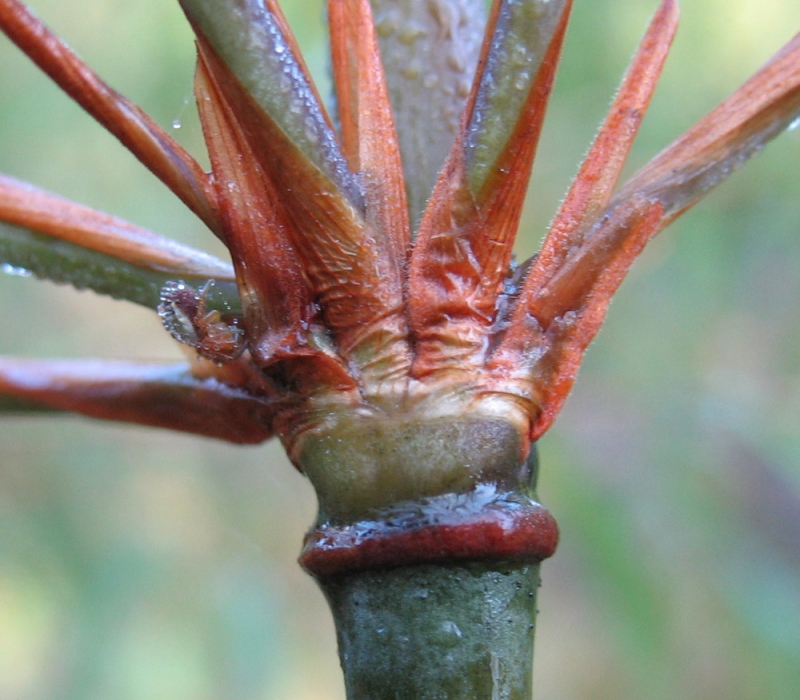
[
  {"x1": 297, "y1": 418, "x2": 556, "y2": 700},
  {"x1": 322, "y1": 560, "x2": 540, "y2": 700}
]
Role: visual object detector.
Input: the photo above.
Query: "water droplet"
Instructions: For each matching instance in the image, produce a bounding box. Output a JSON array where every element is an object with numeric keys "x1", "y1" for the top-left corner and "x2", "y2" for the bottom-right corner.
[
  {"x1": 170, "y1": 94, "x2": 191, "y2": 132},
  {"x1": 305, "y1": 117, "x2": 320, "y2": 145},
  {"x1": 514, "y1": 71, "x2": 531, "y2": 91},
  {"x1": 441, "y1": 621, "x2": 462, "y2": 638},
  {"x1": 559, "y1": 310, "x2": 578, "y2": 325},
  {"x1": 511, "y1": 44, "x2": 528, "y2": 65},
  {"x1": 158, "y1": 280, "x2": 200, "y2": 347},
  {"x1": 789, "y1": 116, "x2": 800, "y2": 131},
  {"x1": 2, "y1": 263, "x2": 32, "y2": 277}
]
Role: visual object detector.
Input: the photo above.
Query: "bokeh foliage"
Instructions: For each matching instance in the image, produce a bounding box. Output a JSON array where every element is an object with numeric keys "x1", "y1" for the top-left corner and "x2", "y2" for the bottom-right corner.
[{"x1": 0, "y1": 0, "x2": 799, "y2": 698}]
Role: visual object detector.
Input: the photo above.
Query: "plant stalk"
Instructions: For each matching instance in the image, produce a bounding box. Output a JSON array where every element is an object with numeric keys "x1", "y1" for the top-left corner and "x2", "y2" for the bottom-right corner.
[
  {"x1": 297, "y1": 418, "x2": 557, "y2": 700},
  {"x1": 321, "y1": 560, "x2": 540, "y2": 700}
]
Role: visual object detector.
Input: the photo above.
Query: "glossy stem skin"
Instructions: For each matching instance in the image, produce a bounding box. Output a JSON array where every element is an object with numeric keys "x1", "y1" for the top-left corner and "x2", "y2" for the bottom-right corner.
[
  {"x1": 299, "y1": 435, "x2": 554, "y2": 700},
  {"x1": 321, "y1": 559, "x2": 540, "y2": 700}
]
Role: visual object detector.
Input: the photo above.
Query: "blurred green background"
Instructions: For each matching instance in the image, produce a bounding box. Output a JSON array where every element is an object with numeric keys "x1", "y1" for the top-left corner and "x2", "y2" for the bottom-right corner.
[{"x1": 1, "y1": 0, "x2": 799, "y2": 698}]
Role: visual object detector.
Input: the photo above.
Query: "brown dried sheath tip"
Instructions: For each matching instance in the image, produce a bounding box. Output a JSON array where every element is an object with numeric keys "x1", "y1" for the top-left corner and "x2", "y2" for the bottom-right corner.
[
  {"x1": 527, "y1": 199, "x2": 664, "y2": 439},
  {"x1": 195, "y1": 48, "x2": 358, "y2": 394},
  {"x1": 370, "y1": 0, "x2": 487, "y2": 230},
  {"x1": 180, "y1": 0, "x2": 355, "y2": 198},
  {"x1": 615, "y1": 30, "x2": 800, "y2": 223}
]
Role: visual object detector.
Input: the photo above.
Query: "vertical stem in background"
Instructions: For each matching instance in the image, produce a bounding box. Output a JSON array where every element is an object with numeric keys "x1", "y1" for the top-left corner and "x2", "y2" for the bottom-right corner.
[{"x1": 369, "y1": 0, "x2": 486, "y2": 231}]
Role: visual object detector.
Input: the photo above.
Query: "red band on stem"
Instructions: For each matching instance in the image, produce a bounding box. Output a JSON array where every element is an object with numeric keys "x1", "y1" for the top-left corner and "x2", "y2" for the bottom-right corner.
[{"x1": 300, "y1": 486, "x2": 559, "y2": 578}]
